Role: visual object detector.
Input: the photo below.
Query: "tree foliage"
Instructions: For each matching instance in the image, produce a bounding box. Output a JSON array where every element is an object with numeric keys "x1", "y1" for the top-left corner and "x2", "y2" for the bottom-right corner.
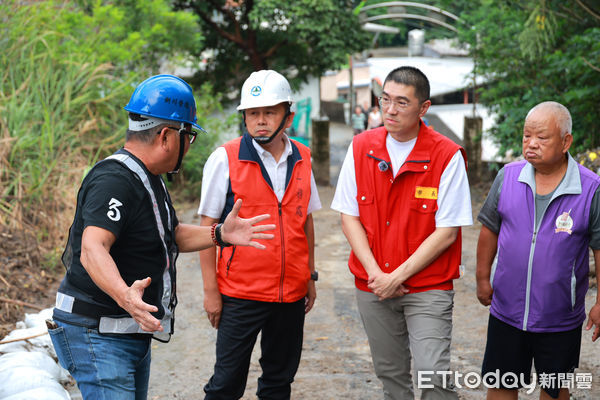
[
  {"x1": 172, "y1": 0, "x2": 370, "y2": 94},
  {"x1": 55, "y1": 0, "x2": 203, "y2": 74},
  {"x1": 453, "y1": 0, "x2": 600, "y2": 156}
]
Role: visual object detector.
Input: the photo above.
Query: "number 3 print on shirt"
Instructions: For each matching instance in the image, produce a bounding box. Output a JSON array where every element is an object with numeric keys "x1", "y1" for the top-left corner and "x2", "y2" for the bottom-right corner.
[{"x1": 107, "y1": 198, "x2": 123, "y2": 221}]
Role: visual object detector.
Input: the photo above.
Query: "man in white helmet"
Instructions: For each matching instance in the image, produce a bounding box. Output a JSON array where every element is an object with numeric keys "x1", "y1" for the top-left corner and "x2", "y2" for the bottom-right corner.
[{"x1": 198, "y1": 70, "x2": 322, "y2": 399}]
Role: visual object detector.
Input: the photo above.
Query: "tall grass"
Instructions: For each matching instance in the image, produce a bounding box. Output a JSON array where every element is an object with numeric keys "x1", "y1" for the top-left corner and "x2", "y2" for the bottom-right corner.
[
  {"x1": 0, "y1": 1, "x2": 233, "y2": 267},
  {"x1": 0, "y1": 2, "x2": 135, "y2": 264}
]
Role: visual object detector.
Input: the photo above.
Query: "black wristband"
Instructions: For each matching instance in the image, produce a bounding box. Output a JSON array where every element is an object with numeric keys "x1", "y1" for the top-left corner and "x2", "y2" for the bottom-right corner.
[{"x1": 215, "y1": 223, "x2": 232, "y2": 247}]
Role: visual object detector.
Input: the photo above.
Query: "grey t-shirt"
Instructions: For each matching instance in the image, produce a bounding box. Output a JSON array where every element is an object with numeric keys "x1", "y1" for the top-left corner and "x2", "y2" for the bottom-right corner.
[{"x1": 477, "y1": 167, "x2": 600, "y2": 249}]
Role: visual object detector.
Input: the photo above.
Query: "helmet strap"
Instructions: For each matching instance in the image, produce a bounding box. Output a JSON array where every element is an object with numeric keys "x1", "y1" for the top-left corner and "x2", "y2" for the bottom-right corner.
[
  {"x1": 248, "y1": 108, "x2": 291, "y2": 145},
  {"x1": 166, "y1": 123, "x2": 186, "y2": 182}
]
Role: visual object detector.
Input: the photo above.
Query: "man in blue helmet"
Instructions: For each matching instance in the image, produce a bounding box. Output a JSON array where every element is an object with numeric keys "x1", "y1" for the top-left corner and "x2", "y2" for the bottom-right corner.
[{"x1": 47, "y1": 74, "x2": 275, "y2": 400}]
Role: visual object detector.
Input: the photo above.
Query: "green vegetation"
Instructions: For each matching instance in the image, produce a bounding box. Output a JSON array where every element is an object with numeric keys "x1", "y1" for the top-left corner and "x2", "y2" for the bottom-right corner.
[{"x1": 0, "y1": 0, "x2": 217, "y2": 267}]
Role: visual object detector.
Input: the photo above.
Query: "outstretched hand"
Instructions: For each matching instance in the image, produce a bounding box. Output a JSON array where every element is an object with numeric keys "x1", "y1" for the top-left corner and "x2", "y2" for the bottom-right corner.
[
  {"x1": 120, "y1": 277, "x2": 163, "y2": 332},
  {"x1": 221, "y1": 199, "x2": 275, "y2": 249}
]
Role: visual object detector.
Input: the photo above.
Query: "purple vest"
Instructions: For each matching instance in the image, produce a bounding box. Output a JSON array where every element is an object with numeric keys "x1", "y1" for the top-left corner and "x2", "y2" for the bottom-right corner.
[{"x1": 491, "y1": 157, "x2": 600, "y2": 332}]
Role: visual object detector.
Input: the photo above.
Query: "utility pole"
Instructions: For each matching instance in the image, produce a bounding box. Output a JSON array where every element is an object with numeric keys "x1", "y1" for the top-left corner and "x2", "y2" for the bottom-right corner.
[{"x1": 348, "y1": 55, "x2": 354, "y2": 124}]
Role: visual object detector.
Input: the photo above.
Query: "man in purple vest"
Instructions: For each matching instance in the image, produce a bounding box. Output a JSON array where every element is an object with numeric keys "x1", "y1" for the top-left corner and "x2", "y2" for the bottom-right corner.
[{"x1": 476, "y1": 101, "x2": 600, "y2": 400}]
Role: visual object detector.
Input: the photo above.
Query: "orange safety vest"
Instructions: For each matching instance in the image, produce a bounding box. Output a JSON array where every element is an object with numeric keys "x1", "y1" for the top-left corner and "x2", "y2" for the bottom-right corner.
[
  {"x1": 218, "y1": 134, "x2": 312, "y2": 303},
  {"x1": 350, "y1": 122, "x2": 466, "y2": 293}
]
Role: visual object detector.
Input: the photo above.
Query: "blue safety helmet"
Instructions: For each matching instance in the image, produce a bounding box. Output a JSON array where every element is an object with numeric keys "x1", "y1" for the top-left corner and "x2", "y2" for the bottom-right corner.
[{"x1": 124, "y1": 74, "x2": 204, "y2": 131}]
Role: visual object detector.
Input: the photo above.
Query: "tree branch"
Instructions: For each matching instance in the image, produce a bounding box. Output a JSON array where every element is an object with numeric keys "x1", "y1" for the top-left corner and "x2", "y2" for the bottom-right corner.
[
  {"x1": 207, "y1": 0, "x2": 239, "y2": 26},
  {"x1": 557, "y1": 4, "x2": 585, "y2": 22},
  {"x1": 576, "y1": 0, "x2": 600, "y2": 21},
  {"x1": 0, "y1": 297, "x2": 45, "y2": 311},
  {"x1": 191, "y1": 2, "x2": 246, "y2": 46},
  {"x1": 582, "y1": 56, "x2": 600, "y2": 73},
  {"x1": 263, "y1": 40, "x2": 288, "y2": 59},
  {"x1": 0, "y1": 331, "x2": 47, "y2": 344}
]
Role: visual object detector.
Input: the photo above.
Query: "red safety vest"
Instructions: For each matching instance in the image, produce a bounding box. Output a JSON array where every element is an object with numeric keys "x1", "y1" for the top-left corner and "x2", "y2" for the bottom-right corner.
[
  {"x1": 218, "y1": 135, "x2": 312, "y2": 302},
  {"x1": 350, "y1": 122, "x2": 466, "y2": 293}
]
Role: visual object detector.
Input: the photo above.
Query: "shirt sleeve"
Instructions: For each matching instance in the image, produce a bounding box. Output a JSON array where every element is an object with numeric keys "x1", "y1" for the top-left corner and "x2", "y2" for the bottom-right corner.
[
  {"x1": 80, "y1": 171, "x2": 139, "y2": 239},
  {"x1": 307, "y1": 171, "x2": 322, "y2": 215},
  {"x1": 477, "y1": 167, "x2": 505, "y2": 234},
  {"x1": 435, "y1": 150, "x2": 474, "y2": 227},
  {"x1": 331, "y1": 142, "x2": 359, "y2": 216},
  {"x1": 198, "y1": 147, "x2": 229, "y2": 219},
  {"x1": 588, "y1": 186, "x2": 600, "y2": 249}
]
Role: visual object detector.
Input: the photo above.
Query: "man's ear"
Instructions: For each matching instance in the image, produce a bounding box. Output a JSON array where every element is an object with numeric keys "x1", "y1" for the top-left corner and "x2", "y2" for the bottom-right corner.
[
  {"x1": 157, "y1": 126, "x2": 170, "y2": 149},
  {"x1": 562, "y1": 133, "x2": 573, "y2": 154},
  {"x1": 285, "y1": 111, "x2": 296, "y2": 129},
  {"x1": 419, "y1": 100, "x2": 431, "y2": 118}
]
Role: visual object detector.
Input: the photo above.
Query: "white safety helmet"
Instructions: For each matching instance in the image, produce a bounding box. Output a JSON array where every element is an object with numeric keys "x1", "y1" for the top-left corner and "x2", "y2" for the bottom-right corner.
[{"x1": 237, "y1": 70, "x2": 293, "y2": 110}]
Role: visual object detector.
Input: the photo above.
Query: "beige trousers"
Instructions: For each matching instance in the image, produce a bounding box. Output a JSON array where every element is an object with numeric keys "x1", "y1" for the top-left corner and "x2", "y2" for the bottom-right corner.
[{"x1": 356, "y1": 289, "x2": 458, "y2": 400}]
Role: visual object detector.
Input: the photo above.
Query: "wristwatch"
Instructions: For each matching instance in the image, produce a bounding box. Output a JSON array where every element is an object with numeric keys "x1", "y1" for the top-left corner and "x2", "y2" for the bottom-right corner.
[{"x1": 310, "y1": 271, "x2": 319, "y2": 281}]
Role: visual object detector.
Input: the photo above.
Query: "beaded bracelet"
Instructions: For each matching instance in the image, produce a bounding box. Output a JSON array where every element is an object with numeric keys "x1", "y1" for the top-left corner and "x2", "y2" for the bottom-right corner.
[
  {"x1": 215, "y1": 223, "x2": 232, "y2": 247},
  {"x1": 210, "y1": 223, "x2": 219, "y2": 246}
]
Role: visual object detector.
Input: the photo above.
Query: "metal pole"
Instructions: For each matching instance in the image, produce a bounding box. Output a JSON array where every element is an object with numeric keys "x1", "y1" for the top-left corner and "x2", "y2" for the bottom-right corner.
[{"x1": 349, "y1": 55, "x2": 354, "y2": 125}]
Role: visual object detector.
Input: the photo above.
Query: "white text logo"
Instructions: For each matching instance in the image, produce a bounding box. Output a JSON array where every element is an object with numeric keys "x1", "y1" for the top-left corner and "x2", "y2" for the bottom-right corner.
[{"x1": 107, "y1": 198, "x2": 123, "y2": 221}]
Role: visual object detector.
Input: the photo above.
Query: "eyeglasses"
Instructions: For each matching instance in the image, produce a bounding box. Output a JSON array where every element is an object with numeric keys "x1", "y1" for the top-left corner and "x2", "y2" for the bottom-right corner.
[
  {"x1": 378, "y1": 96, "x2": 410, "y2": 111},
  {"x1": 168, "y1": 126, "x2": 197, "y2": 144}
]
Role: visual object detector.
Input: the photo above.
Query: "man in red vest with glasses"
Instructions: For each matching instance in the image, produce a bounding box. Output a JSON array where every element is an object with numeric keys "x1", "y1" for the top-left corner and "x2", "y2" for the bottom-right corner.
[{"x1": 332, "y1": 66, "x2": 472, "y2": 399}]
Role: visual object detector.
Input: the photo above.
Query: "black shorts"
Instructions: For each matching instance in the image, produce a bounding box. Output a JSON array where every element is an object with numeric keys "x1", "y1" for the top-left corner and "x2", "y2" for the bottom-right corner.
[{"x1": 482, "y1": 314, "x2": 582, "y2": 399}]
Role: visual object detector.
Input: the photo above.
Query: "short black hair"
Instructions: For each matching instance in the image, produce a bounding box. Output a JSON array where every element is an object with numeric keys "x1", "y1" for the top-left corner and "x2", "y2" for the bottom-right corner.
[{"x1": 383, "y1": 66, "x2": 430, "y2": 103}]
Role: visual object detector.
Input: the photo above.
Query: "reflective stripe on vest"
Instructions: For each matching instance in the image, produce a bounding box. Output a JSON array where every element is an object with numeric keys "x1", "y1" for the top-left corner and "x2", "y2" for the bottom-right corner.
[{"x1": 98, "y1": 154, "x2": 174, "y2": 341}]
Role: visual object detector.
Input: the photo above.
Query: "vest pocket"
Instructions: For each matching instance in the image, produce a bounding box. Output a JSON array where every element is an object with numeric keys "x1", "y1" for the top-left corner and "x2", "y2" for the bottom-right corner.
[
  {"x1": 356, "y1": 192, "x2": 374, "y2": 206},
  {"x1": 409, "y1": 198, "x2": 438, "y2": 214},
  {"x1": 408, "y1": 198, "x2": 438, "y2": 243}
]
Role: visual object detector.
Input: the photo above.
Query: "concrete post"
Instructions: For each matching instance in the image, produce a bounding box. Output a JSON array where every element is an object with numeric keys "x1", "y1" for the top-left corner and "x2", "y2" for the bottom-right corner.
[
  {"x1": 463, "y1": 116, "x2": 482, "y2": 183},
  {"x1": 311, "y1": 118, "x2": 330, "y2": 186}
]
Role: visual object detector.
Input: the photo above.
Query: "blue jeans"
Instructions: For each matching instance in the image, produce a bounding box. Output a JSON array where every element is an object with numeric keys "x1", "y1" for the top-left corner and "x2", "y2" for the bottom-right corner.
[{"x1": 49, "y1": 320, "x2": 151, "y2": 400}]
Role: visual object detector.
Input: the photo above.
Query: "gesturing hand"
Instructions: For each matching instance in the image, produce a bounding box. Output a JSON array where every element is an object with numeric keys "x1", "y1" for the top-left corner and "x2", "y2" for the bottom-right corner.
[
  {"x1": 120, "y1": 277, "x2": 163, "y2": 332},
  {"x1": 221, "y1": 199, "x2": 275, "y2": 249}
]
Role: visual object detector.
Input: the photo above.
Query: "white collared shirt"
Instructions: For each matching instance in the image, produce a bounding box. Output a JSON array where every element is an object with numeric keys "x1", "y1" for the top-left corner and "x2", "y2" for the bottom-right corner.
[
  {"x1": 331, "y1": 135, "x2": 473, "y2": 227},
  {"x1": 198, "y1": 135, "x2": 322, "y2": 218}
]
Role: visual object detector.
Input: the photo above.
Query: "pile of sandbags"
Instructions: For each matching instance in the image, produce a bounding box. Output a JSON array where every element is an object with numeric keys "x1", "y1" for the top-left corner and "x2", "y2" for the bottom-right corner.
[{"x1": 0, "y1": 308, "x2": 71, "y2": 400}]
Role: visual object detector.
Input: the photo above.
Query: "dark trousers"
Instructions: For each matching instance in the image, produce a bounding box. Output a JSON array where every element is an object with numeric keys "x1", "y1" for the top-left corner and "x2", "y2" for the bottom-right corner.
[{"x1": 204, "y1": 295, "x2": 305, "y2": 400}]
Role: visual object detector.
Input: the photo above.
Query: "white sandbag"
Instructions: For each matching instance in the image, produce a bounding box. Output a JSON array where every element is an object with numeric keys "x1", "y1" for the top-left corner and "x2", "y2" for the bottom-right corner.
[
  {"x1": 1, "y1": 385, "x2": 70, "y2": 400},
  {"x1": 0, "y1": 352, "x2": 69, "y2": 383},
  {"x1": 23, "y1": 308, "x2": 53, "y2": 329},
  {"x1": 0, "y1": 326, "x2": 54, "y2": 357},
  {"x1": 0, "y1": 366, "x2": 66, "y2": 398}
]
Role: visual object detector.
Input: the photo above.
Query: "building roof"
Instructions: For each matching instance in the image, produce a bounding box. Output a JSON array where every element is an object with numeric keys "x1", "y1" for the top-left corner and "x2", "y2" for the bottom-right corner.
[{"x1": 368, "y1": 56, "x2": 485, "y2": 97}]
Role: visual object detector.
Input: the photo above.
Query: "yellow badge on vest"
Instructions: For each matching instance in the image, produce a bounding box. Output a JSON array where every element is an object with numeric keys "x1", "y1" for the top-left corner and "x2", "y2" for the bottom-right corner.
[{"x1": 415, "y1": 186, "x2": 438, "y2": 199}]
